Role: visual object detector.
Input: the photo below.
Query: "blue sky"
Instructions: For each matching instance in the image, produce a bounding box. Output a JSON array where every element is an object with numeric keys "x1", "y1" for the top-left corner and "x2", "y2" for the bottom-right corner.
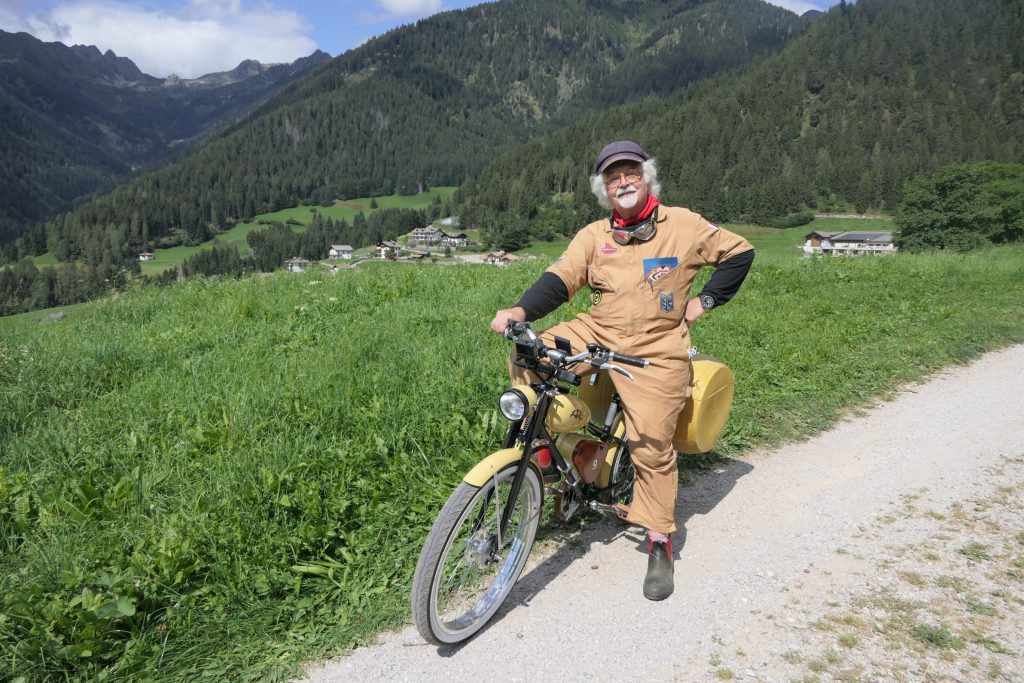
[{"x1": 0, "y1": 0, "x2": 839, "y2": 79}]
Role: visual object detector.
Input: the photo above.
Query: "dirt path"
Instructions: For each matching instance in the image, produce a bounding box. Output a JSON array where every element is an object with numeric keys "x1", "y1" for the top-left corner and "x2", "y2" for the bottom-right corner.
[{"x1": 300, "y1": 345, "x2": 1024, "y2": 683}]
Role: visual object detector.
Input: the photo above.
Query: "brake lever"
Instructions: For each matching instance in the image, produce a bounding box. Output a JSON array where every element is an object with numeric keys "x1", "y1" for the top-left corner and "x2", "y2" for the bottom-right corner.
[
  {"x1": 605, "y1": 363, "x2": 635, "y2": 380},
  {"x1": 586, "y1": 358, "x2": 635, "y2": 381}
]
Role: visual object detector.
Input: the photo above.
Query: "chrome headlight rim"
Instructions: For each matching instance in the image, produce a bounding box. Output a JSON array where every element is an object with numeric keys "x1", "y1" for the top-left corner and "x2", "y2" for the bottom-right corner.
[{"x1": 498, "y1": 388, "x2": 530, "y2": 421}]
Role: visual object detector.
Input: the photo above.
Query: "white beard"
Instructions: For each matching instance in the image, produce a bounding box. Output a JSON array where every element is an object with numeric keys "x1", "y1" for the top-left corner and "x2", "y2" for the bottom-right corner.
[{"x1": 616, "y1": 189, "x2": 639, "y2": 209}]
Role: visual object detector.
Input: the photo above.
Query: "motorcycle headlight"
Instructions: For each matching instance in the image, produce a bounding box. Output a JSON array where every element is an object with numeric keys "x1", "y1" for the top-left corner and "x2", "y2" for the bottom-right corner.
[{"x1": 498, "y1": 389, "x2": 530, "y2": 421}]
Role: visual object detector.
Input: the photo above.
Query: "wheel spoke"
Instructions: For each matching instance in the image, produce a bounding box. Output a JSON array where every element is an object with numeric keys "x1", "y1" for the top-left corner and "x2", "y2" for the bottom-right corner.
[{"x1": 414, "y1": 464, "x2": 543, "y2": 644}]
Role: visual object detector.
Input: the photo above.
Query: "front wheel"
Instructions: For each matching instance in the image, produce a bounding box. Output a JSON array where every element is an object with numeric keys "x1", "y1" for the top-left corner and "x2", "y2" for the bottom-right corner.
[{"x1": 411, "y1": 462, "x2": 543, "y2": 645}]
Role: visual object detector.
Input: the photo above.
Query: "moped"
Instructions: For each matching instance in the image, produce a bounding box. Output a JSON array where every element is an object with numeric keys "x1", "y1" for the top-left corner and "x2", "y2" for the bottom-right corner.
[{"x1": 410, "y1": 321, "x2": 734, "y2": 645}]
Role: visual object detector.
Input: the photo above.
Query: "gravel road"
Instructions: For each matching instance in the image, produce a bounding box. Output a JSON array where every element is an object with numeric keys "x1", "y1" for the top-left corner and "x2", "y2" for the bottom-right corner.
[{"x1": 300, "y1": 345, "x2": 1024, "y2": 683}]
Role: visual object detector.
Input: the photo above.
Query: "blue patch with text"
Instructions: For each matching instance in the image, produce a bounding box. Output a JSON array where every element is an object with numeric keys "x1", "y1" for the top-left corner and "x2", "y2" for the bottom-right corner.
[{"x1": 660, "y1": 293, "x2": 674, "y2": 312}]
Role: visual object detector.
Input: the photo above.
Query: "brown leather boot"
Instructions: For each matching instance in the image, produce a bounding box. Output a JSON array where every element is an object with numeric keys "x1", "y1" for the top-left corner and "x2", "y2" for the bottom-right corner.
[{"x1": 643, "y1": 536, "x2": 674, "y2": 601}]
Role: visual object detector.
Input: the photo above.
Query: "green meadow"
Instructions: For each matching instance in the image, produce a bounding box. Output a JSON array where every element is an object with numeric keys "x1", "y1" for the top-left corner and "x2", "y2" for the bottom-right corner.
[
  {"x1": 30, "y1": 252, "x2": 59, "y2": 267},
  {"x1": 2, "y1": 229, "x2": 1022, "y2": 681},
  {"x1": 255, "y1": 187, "x2": 458, "y2": 226}
]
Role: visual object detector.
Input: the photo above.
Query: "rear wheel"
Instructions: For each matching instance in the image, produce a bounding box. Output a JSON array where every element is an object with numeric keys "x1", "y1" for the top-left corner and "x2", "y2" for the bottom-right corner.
[
  {"x1": 411, "y1": 463, "x2": 543, "y2": 645},
  {"x1": 600, "y1": 413, "x2": 634, "y2": 507},
  {"x1": 603, "y1": 441, "x2": 634, "y2": 507}
]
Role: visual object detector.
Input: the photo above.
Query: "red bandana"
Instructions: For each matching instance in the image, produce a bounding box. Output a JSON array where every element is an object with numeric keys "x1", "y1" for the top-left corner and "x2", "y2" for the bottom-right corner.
[{"x1": 612, "y1": 195, "x2": 660, "y2": 228}]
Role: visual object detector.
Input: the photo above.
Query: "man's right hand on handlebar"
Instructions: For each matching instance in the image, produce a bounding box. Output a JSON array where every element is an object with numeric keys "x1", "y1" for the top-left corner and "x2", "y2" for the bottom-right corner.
[{"x1": 490, "y1": 306, "x2": 526, "y2": 334}]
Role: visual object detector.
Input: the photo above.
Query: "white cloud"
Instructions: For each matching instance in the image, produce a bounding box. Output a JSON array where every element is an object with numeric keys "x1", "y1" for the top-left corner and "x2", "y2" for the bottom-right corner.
[
  {"x1": 375, "y1": 0, "x2": 441, "y2": 19},
  {"x1": 0, "y1": 0, "x2": 70, "y2": 40},
  {"x1": 0, "y1": 1, "x2": 318, "y2": 79}
]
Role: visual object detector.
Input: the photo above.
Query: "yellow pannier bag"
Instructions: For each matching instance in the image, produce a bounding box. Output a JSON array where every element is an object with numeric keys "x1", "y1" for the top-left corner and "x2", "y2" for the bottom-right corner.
[
  {"x1": 673, "y1": 355, "x2": 734, "y2": 454},
  {"x1": 577, "y1": 354, "x2": 734, "y2": 455}
]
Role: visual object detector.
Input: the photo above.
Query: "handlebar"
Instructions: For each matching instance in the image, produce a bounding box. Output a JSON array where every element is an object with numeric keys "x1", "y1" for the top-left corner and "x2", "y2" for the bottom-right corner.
[
  {"x1": 504, "y1": 321, "x2": 648, "y2": 382},
  {"x1": 607, "y1": 351, "x2": 648, "y2": 369}
]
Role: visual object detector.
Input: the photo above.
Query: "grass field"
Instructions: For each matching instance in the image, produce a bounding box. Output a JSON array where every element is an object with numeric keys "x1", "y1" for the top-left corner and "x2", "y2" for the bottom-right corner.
[
  {"x1": 256, "y1": 189, "x2": 457, "y2": 226},
  {"x1": 30, "y1": 252, "x2": 58, "y2": 266},
  {"x1": 0, "y1": 300, "x2": 93, "y2": 331},
  {"x1": 2, "y1": 222, "x2": 1021, "y2": 681}
]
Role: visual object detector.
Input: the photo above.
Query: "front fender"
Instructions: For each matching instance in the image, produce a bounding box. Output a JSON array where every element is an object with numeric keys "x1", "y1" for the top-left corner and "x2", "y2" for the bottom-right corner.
[{"x1": 463, "y1": 447, "x2": 543, "y2": 488}]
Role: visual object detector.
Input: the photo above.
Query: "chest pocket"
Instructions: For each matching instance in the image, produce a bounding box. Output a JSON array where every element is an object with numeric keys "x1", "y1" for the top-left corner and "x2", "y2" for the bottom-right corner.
[
  {"x1": 587, "y1": 266, "x2": 618, "y2": 293},
  {"x1": 641, "y1": 265, "x2": 687, "y2": 326}
]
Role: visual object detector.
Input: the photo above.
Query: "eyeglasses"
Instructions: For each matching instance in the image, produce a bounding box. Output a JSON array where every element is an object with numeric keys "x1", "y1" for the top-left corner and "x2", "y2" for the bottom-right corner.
[{"x1": 604, "y1": 169, "x2": 643, "y2": 189}]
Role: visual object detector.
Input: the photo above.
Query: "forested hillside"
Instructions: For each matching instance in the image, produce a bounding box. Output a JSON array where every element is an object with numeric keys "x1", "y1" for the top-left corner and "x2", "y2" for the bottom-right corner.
[
  {"x1": 461, "y1": 0, "x2": 1024, "y2": 244},
  {"x1": 3, "y1": 0, "x2": 805, "y2": 266},
  {"x1": 0, "y1": 30, "x2": 330, "y2": 243}
]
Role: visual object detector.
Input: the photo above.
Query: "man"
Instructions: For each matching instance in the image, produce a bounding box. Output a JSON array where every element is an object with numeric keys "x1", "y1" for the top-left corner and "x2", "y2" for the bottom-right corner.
[{"x1": 489, "y1": 140, "x2": 754, "y2": 600}]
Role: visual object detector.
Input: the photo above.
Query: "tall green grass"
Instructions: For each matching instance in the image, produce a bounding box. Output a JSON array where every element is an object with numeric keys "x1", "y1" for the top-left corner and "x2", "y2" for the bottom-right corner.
[{"x1": 2, "y1": 243, "x2": 1022, "y2": 680}]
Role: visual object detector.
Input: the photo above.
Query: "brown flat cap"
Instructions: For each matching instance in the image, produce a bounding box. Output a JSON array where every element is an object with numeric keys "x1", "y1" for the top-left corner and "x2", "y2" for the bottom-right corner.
[{"x1": 594, "y1": 140, "x2": 649, "y2": 174}]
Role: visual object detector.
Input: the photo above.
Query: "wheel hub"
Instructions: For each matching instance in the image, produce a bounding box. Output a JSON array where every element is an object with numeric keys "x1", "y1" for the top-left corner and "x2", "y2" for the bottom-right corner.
[{"x1": 465, "y1": 531, "x2": 498, "y2": 568}]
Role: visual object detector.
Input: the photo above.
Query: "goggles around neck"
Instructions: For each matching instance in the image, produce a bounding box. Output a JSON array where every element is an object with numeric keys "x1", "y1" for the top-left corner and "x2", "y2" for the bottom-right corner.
[{"x1": 610, "y1": 207, "x2": 658, "y2": 246}]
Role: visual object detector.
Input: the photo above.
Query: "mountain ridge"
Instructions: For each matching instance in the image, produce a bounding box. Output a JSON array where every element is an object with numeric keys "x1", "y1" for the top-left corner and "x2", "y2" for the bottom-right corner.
[
  {"x1": 0, "y1": 29, "x2": 331, "y2": 242},
  {"x1": 5, "y1": 0, "x2": 806, "y2": 260}
]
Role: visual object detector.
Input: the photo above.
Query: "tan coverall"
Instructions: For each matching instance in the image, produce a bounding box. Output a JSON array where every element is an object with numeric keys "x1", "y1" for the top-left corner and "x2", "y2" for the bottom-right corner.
[{"x1": 510, "y1": 205, "x2": 752, "y2": 534}]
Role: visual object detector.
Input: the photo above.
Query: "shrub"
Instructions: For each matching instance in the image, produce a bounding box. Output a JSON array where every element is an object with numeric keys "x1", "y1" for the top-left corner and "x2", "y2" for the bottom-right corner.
[
  {"x1": 894, "y1": 162, "x2": 1024, "y2": 252},
  {"x1": 760, "y1": 211, "x2": 815, "y2": 229}
]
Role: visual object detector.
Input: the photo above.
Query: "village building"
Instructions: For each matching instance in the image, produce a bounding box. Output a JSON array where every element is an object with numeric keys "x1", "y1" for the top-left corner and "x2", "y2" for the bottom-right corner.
[
  {"x1": 441, "y1": 231, "x2": 468, "y2": 247},
  {"x1": 803, "y1": 231, "x2": 897, "y2": 257},
  {"x1": 409, "y1": 227, "x2": 444, "y2": 243},
  {"x1": 408, "y1": 227, "x2": 470, "y2": 247},
  {"x1": 484, "y1": 251, "x2": 520, "y2": 266},
  {"x1": 374, "y1": 241, "x2": 402, "y2": 259},
  {"x1": 284, "y1": 257, "x2": 310, "y2": 272},
  {"x1": 138, "y1": 252, "x2": 155, "y2": 261},
  {"x1": 328, "y1": 244, "x2": 353, "y2": 259}
]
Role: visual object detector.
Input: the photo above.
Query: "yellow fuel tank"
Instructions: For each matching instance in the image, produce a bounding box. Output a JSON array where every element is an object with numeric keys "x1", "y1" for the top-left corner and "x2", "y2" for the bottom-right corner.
[
  {"x1": 545, "y1": 393, "x2": 591, "y2": 433},
  {"x1": 554, "y1": 414, "x2": 627, "y2": 489}
]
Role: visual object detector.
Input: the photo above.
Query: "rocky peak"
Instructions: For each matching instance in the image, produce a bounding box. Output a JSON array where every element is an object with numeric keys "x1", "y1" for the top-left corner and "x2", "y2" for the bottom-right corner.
[{"x1": 230, "y1": 59, "x2": 265, "y2": 78}]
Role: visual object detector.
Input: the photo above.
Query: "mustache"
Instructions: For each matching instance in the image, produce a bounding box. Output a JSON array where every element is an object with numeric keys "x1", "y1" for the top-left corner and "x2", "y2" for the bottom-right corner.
[{"x1": 615, "y1": 187, "x2": 637, "y2": 198}]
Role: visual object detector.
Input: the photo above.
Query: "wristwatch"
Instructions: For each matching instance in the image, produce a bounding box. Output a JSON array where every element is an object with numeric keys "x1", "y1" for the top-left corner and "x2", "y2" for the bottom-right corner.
[{"x1": 699, "y1": 293, "x2": 716, "y2": 310}]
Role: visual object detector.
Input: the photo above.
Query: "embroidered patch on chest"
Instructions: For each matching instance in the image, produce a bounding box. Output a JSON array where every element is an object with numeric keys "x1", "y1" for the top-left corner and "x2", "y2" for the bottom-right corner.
[
  {"x1": 660, "y1": 293, "x2": 675, "y2": 312},
  {"x1": 642, "y1": 257, "x2": 678, "y2": 288},
  {"x1": 646, "y1": 265, "x2": 672, "y2": 286},
  {"x1": 600, "y1": 242, "x2": 618, "y2": 255}
]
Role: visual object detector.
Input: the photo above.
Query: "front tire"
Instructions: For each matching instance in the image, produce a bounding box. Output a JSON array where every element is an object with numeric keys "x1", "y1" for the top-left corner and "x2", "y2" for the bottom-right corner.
[{"x1": 411, "y1": 463, "x2": 543, "y2": 645}]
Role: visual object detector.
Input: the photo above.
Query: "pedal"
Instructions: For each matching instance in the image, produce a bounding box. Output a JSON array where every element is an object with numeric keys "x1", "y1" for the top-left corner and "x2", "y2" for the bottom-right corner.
[{"x1": 588, "y1": 501, "x2": 629, "y2": 518}]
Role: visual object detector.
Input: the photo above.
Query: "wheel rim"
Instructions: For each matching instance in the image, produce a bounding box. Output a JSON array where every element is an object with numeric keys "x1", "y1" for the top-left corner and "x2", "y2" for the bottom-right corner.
[
  {"x1": 608, "y1": 444, "x2": 634, "y2": 505},
  {"x1": 429, "y1": 466, "x2": 541, "y2": 642}
]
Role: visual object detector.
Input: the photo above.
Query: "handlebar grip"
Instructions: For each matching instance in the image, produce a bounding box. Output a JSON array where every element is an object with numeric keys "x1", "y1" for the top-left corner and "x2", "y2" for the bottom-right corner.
[{"x1": 609, "y1": 352, "x2": 649, "y2": 369}]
